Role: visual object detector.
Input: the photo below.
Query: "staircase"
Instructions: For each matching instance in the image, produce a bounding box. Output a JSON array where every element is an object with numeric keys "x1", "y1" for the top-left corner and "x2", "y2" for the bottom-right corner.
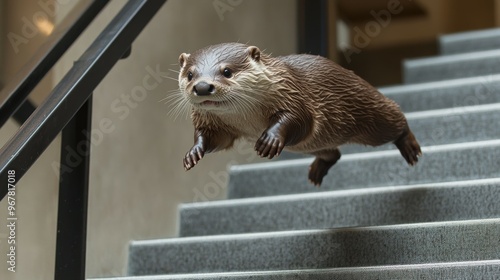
[{"x1": 92, "y1": 29, "x2": 500, "y2": 279}]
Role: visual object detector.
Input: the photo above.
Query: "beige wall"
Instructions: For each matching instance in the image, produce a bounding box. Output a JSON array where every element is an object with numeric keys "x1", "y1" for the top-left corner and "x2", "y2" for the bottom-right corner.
[
  {"x1": 0, "y1": 1, "x2": 62, "y2": 280},
  {"x1": 1, "y1": 0, "x2": 297, "y2": 279}
]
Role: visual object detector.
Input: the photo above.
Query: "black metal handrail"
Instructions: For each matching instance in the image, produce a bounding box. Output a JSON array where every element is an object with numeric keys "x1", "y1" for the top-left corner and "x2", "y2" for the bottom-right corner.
[
  {"x1": 0, "y1": 0, "x2": 167, "y2": 279},
  {"x1": 0, "y1": 0, "x2": 166, "y2": 199},
  {"x1": 0, "y1": 0, "x2": 110, "y2": 128}
]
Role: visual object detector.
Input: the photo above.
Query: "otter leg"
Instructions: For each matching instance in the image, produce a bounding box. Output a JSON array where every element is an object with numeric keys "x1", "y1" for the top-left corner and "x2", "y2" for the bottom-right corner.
[
  {"x1": 255, "y1": 110, "x2": 312, "y2": 159},
  {"x1": 393, "y1": 125, "x2": 422, "y2": 166},
  {"x1": 184, "y1": 128, "x2": 236, "y2": 171},
  {"x1": 308, "y1": 148, "x2": 341, "y2": 187}
]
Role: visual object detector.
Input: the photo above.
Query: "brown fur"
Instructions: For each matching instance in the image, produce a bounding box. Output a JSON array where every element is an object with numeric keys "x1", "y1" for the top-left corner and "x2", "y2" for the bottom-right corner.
[{"x1": 177, "y1": 43, "x2": 421, "y2": 186}]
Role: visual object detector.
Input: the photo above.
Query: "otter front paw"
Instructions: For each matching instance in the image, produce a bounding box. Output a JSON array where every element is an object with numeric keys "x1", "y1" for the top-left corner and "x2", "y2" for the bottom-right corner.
[
  {"x1": 255, "y1": 131, "x2": 285, "y2": 159},
  {"x1": 183, "y1": 144, "x2": 205, "y2": 171}
]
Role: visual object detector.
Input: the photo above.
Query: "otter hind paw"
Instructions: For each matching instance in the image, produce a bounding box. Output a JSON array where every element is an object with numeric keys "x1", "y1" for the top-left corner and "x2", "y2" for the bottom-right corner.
[
  {"x1": 308, "y1": 158, "x2": 335, "y2": 187},
  {"x1": 394, "y1": 129, "x2": 422, "y2": 166},
  {"x1": 308, "y1": 149, "x2": 341, "y2": 187}
]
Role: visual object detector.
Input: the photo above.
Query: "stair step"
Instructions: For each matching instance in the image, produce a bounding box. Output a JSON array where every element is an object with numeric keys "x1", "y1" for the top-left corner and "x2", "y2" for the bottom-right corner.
[
  {"x1": 92, "y1": 260, "x2": 500, "y2": 279},
  {"x1": 342, "y1": 102, "x2": 500, "y2": 155},
  {"x1": 380, "y1": 74, "x2": 500, "y2": 112},
  {"x1": 128, "y1": 219, "x2": 500, "y2": 275},
  {"x1": 180, "y1": 178, "x2": 500, "y2": 237},
  {"x1": 440, "y1": 28, "x2": 500, "y2": 55},
  {"x1": 228, "y1": 140, "x2": 500, "y2": 199},
  {"x1": 404, "y1": 49, "x2": 500, "y2": 83}
]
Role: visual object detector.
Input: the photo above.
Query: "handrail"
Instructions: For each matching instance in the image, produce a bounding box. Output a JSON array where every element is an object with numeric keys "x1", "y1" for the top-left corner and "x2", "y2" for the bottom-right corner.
[
  {"x1": 0, "y1": 0, "x2": 109, "y2": 128},
  {"x1": 0, "y1": 0, "x2": 167, "y2": 199}
]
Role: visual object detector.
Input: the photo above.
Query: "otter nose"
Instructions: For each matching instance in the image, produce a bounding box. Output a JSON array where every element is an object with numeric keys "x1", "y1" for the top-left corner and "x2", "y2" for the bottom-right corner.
[{"x1": 193, "y1": 82, "x2": 215, "y2": 96}]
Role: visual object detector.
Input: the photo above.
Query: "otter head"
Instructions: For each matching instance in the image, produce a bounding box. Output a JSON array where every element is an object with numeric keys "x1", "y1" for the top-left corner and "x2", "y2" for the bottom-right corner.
[{"x1": 178, "y1": 43, "x2": 270, "y2": 114}]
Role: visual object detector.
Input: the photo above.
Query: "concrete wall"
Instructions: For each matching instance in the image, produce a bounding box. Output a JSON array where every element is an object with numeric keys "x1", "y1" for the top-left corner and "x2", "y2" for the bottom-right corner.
[{"x1": 1, "y1": 0, "x2": 297, "y2": 279}]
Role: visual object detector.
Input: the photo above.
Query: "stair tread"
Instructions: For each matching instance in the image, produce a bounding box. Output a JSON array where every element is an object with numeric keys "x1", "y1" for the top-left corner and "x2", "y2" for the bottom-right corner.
[
  {"x1": 379, "y1": 74, "x2": 500, "y2": 112},
  {"x1": 228, "y1": 139, "x2": 500, "y2": 198},
  {"x1": 404, "y1": 49, "x2": 500, "y2": 83},
  {"x1": 440, "y1": 27, "x2": 500, "y2": 54},
  {"x1": 343, "y1": 102, "x2": 500, "y2": 154},
  {"x1": 128, "y1": 218, "x2": 500, "y2": 275},
  {"x1": 180, "y1": 178, "x2": 500, "y2": 236}
]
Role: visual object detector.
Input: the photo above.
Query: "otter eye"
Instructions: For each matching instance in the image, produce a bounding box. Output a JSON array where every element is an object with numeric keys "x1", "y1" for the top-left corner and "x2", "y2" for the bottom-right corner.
[
  {"x1": 187, "y1": 71, "x2": 193, "y2": 82},
  {"x1": 222, "y1": 67, "x2": 232, "y2": 78}
]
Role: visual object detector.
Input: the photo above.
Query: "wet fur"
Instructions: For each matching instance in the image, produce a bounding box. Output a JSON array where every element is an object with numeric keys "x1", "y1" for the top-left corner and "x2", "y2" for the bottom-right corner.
[{"x1": 177, "y1": 43, "x2": 422, "y2": 186}]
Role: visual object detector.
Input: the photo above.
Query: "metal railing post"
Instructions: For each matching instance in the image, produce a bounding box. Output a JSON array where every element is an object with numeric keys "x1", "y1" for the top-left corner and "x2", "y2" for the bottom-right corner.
[{"x1": 55, "y1": 97, "x2": 92, "y2": 280}]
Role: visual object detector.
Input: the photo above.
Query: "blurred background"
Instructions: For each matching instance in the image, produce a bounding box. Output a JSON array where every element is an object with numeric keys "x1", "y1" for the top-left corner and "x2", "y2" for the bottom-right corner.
[{"x1": 0, "y1": 0, "x2": 499, "y2": 279}]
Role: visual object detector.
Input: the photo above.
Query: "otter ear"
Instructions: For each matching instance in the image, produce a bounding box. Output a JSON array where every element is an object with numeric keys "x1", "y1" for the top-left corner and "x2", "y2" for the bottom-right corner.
[
  {"x1": 179, "y1": 53, "x2": 190, "y2": 68},
  {"x1": 246, "y1": 46, "x2": 261, "y2": 62}
]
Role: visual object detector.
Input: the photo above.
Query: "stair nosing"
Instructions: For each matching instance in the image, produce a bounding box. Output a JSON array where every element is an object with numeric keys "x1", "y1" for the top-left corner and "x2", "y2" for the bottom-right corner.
[
  {"x1": 403, "y1": 102, "x2": 500, "y2": 119},
  {"x1": 404, "y1": 48, "x2": 500, "y2": 67},
  {"x1": 378, "y1": 73, "x2": 500, "y2": 95},
  {"x1": 131, "y1": 218, "x2": 500, "y2": 245},
  {"x1": 179, "y1": 177, "x2": 500, "y2": 209},
  {"x1": 93, "y1": 260, "x2": 500, "y2": 279},
  {"x1": 439, "y1": 28, "x2": 500, "y2": 43}
]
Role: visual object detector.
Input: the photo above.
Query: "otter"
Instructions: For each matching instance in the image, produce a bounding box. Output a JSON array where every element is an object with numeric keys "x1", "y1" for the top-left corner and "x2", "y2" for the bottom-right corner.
[{"x1": 176, "y1": 43, "x2": 421, "y2": 186}]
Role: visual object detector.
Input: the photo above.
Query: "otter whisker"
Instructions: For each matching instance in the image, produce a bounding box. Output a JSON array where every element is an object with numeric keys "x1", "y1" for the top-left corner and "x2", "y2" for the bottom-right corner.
[
  {"x1": 171, "y1": 99, "x2": 191, "y2": 120},
  {"x1": 165, "y1": 91, "x2": 192, "y2": 121},
  {"x1": 166, "y1": 98, "x2": 185, "y2": 120},
  {"x1": 163, "y1": 75, "x2": 180, "y2": 82},
  {"x1": 159, "y1": 90, "x2": 184, "y2": 103}
]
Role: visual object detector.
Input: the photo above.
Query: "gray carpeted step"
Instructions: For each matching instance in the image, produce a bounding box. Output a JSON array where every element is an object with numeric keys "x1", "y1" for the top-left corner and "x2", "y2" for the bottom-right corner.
[
  {"x1": 180, "y1": 178, "x2": 500, "y2": 237},
  {"x1": 340, "y1": 103, "x2": 500, "y2": 154},
  {"x1": 228, "y1": 140, "x2": 500, "y2": 199},
  {"x1": 128, "y1": 219, "x2": 500, "y2": 275},
  {"x1": 440, "y1": 28, "x2": 500, "y2": 55},
  {"x1": 379, "y1": 74, "x2": 500, "y2": 112},
  {"x1": 92, "y1": 260, "x2": 500, "y2": 279},
  {"x1": 403, "y1": 49, "x2": 500, "y2": 83}
]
